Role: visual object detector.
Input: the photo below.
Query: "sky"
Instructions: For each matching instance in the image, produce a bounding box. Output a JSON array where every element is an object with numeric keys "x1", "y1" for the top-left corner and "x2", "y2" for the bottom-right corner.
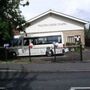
[{"x1": 20, "y1": 0, "x2": 90, "y2": 21}]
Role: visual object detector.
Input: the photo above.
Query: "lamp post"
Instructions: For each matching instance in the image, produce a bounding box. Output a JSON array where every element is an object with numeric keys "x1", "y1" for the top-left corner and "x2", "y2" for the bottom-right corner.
[
  {"x1": 20, "y1": 31, "x2": 24, "y2": 53},
  {"x1": 53, "y1": 42, "x2": 58, "y2": 62},
  {"x1": 74, "y1": 36, "x2": 83, "y2": 61},
  {"x1": 29, "y1": 42, "x2": 33, "y2": 62},
  {"x1": 20, "y1": 31, "x2": 24, "y2": 41},
  {"x1": 4, "y1": 44, "x2": 9, "y2": 61}
]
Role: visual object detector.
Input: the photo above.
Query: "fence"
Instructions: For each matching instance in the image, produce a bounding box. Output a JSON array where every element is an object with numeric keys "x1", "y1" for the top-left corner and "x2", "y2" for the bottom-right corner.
[{"x1": 0, "y1": 44, "x2": 90, "y2": 63}]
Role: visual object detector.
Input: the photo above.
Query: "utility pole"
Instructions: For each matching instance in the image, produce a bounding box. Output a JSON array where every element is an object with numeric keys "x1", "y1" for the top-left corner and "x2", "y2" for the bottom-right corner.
[{"x1": 80, "y1": 43, "x2": 83, "y2": 61}]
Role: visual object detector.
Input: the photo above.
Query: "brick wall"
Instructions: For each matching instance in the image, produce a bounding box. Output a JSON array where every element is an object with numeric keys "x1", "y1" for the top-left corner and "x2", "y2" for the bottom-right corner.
[{"x1": 63, "y1": 30, "x2": 85, "y2": 45}]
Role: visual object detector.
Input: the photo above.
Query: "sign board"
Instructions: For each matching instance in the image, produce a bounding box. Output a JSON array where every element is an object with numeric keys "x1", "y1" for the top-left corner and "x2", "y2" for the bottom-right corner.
[{"x1": 29, "y1": 43, "x2": 33, "y2": 48}]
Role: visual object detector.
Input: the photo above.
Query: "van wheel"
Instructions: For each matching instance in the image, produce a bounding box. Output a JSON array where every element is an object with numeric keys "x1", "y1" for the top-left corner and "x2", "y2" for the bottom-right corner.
[{"x1": 46, "y1": 50, "x2": 53, "y2": 57}]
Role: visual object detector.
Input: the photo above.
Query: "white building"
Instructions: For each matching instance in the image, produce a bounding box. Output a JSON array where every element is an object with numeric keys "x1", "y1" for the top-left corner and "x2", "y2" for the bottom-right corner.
[
  {"x1": 14, "y1": 10, "x2": 88, "y2": 56},
  {"x1": 25, "y1": 9, "x2": 88, "y2": 46}
]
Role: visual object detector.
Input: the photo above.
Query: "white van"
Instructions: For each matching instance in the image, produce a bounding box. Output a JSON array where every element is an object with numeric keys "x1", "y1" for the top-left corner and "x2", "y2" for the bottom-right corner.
[{"x1": 13, "y1": 32, "x2": 64, "y2": 56}]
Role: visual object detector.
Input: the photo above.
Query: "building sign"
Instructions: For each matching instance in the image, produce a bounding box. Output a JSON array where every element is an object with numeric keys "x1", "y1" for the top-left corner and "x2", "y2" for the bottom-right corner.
[{"x1": 38, "y1": 23, "x2": 66, "y2": 27}]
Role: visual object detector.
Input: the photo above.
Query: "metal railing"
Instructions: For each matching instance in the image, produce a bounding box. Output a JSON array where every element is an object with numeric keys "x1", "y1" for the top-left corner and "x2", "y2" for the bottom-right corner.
[{"x1": 0, "y1": 44, "x2": 89, "y2": 63}]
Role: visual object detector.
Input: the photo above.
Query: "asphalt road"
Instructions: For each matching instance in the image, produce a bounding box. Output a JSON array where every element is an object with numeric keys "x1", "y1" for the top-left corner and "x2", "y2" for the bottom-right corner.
[{"x1": 0, "y1": 71, "x2": 90, "y2": 90}]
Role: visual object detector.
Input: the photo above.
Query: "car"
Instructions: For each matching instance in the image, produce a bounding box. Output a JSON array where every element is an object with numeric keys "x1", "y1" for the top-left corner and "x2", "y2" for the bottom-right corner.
[{"x1": 0, "y1": 47, "x2": 17, "y2": 60}]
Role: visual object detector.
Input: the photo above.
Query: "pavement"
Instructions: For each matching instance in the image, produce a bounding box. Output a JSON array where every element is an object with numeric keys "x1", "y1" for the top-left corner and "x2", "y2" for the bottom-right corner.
[{"x1": 0, "y1": 62, "x2": 90, "y2": 72}]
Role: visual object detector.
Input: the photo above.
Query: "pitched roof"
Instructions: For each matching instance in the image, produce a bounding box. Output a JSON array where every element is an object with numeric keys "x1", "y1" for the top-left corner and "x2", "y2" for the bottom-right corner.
[{"x1": 27, "y1": 9, "x2": 88, "y2": 24}]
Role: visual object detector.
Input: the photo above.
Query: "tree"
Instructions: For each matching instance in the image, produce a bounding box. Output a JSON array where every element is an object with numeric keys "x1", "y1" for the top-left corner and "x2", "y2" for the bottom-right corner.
[
  {"x1": 0, "y1": 0, "x2": 29, "y2": 46},
  {"x1": 84, "y1": 23, "x2": 90, "y2": 46},
  {"x1": 84, "y1": 24, "x2": 90, "y2": 39}
]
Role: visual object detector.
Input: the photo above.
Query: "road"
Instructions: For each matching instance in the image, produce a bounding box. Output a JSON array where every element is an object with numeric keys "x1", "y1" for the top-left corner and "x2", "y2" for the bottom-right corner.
[{"x1": 0, "y1": 71, "x2": 90, "y2": 90}]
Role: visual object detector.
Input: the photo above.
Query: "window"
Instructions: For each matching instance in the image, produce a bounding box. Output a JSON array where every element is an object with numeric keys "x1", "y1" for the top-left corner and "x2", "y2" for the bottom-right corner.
[
  {"x1": 24, "y1": 38, "x2": 29, "y2": 46},
  {"x1": 11, "y1": 38, "x2": 22, "y2": 46},
  {"x1": 47, "y1": 36, "x2": 62, "y2": 44},
  {"x1": 47, "y1": 36, "x2": 58, "y2": 44},
  {"x1": 67, "y1": 36, "x2": 75, "y2": 43},
  {"x1": 30, "y1": 35, "x2": 62, "y2": 45},
  {"x1": 12, "y1": 35, "x2": 62, "y2": 46},
  {"x1": 37, "y1": 37, "x2": 47, "y2": 44}
]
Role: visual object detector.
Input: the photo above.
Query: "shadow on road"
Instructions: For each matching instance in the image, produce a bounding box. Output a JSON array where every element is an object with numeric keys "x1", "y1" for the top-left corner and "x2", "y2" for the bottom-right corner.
[{"x1": 0, "y1": 65, "x2": 38, "y2": 90}]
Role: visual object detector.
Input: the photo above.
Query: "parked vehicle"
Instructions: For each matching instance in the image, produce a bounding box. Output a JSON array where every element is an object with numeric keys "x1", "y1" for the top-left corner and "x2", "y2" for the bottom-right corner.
[
  {"x1": 0, "y1": 47, "x2": 17, "y2": 60},
  {"x1": 12, "y1": 32, "x2": 64, "y2": 56}
]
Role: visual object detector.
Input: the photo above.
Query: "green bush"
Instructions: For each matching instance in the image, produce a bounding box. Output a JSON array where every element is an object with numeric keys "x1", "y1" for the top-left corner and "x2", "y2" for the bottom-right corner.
[{"x1": 66, "y1": 42, "x2": 76, "y2": 46}]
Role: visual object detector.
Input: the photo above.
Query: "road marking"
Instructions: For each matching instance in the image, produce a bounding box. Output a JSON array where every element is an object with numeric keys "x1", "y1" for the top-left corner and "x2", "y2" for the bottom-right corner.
[
  {"x1": 70, "y1": 87, "x2": 90, "y2": 90},
  {"x1": 0, "y1": 87, "x2": 6, "y2": 90},
  {"x1": 0, "y1": 70, "x2": 21, "y2": 72}
]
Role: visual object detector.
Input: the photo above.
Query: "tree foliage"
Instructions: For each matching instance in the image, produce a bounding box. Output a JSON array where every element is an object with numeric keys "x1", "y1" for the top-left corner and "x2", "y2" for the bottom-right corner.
[
  {"x1": 0, "y1": 0, "x2": 29, "y2": 46},
  {"x1": 85, "y1": 24, "x2": 90, "y2": 39}
]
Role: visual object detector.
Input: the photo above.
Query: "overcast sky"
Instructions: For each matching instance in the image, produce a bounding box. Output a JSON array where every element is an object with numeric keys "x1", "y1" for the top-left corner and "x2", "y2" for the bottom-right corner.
[{"x1": 20, "y1": 0, "x2": 90, "y2": 21}]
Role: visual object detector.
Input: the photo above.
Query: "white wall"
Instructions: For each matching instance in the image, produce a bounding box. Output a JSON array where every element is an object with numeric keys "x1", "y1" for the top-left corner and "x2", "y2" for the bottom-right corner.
[{"x1": 25, "y1": 15, "x2": 84, "y2": 34}]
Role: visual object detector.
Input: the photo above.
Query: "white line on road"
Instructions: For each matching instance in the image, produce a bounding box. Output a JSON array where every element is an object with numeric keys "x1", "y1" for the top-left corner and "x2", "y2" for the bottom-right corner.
[
  {"x1": 0, "y1": 70, "x2": 21, "y2": 72},
  {"x1": 0, "y1": 87, "x2": 6, "y2": 90},
  {"x1": 70, "y1": 87, "x2": 90, "y2": 90}
]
